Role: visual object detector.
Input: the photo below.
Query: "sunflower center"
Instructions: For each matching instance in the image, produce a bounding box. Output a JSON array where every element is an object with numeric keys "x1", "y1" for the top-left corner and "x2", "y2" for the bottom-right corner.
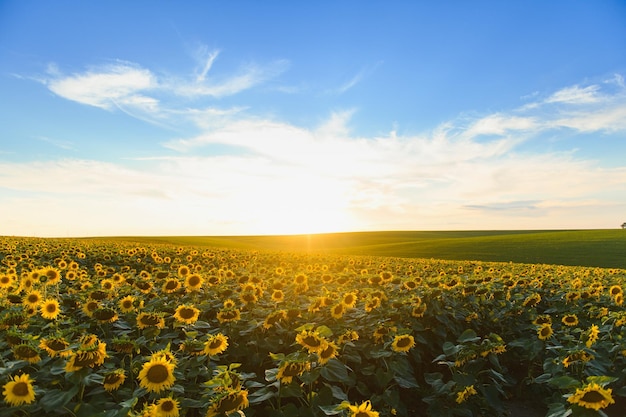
[
  {"x1": 12, "y1": 381, "x2": 30, "y2": 396},
  {"x1": 165, "y1": 280, "x2": 179, "y2": 290},
  {"x1": 160, "y1": 400, "x2": 175, "y2": 412},
  {"x1": 147, "y1": 364, "x2": 170, "y2": 383},
  {"x1": 302, "y1": 336, "x2": 320, "y2": 347},
  {"x1": 179, "y1": 308, "x2": 195, "y2": 319},
  {"x1": 15, "y1": 345, "x2": 38, "y2": 358},
  {"x1": 104, "y1": 374, "x2": 121, "y2": 384},
  {"x1": 141, "y1": 315, "x2": 161, "y2": 325},
  {"x1": 217, "y1": 393, "x2": 244, "y2": 412},
  {"x1": 209, "y1": 339, "x2": 223, "y2": 349},
  {"x1": 46, "y1": 303, "x2": 57, "y2": 313},
  {"x1": 396, "y1": 337, "x2": 411, "y2": 348},
  {"x1": 580, "y1": 390, "x2": 606, "y2": 403},
  {"x1": 27, "y1": 294, "x2": 39, "y2": 303},
  {"x1": 188, "y1": 276, "x2": 200, "y2": 286},
  {"x1": 48, "y1": 339, "x2": 68, "y2": 351},
  {"x1": 122, "y1": 300, "x2": 133, "y2": 309}
]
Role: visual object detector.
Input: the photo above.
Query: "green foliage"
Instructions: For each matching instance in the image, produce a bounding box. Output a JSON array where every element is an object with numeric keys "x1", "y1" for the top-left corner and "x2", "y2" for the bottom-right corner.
[{"x1": 0, "y1": 236, "x2": 624, "y2": 417}]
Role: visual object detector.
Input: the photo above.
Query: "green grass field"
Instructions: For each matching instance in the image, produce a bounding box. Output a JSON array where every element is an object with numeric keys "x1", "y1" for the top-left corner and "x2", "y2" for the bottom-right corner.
[{"x1": 97, "y1": 229, "x2": 626, "y2": 269}]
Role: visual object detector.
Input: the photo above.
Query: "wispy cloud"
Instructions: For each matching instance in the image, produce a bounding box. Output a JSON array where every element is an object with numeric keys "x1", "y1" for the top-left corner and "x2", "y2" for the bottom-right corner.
[
  {"x1": 35, "y1": 136, "x2": 75, "y2": 151},
  {"x1": 334, "y1": 61, "x2": 383, "y2": 94},
  {"x1": 46, "y1": 62, "x2": 158, "y2": 111},
  {"x1": 194, "y1": 46, "x2": 220, "y2": 83},
  {"x1": 545, "y1": 85, "x2": 601, "y2": 104}
]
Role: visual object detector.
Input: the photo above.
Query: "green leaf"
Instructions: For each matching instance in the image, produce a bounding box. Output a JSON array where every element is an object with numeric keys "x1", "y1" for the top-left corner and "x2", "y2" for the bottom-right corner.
[
  {"x1": 320, "y1": 359, "x2": 350, "y2": 383},
  {"x1": 39, "y1": 386, "x2": 81, "y2": 412},
  {"x1": 549, "y1": 376, "x2": 580, "y2": 390},
  {"x1": 586, "y1": 375, "x2": 618, "y2": 387},
  {"x1": 329, "y1": 384, "x2": 348, "y2": 401},
  {"x1": 457, "y1": 328, "x2": 479, "y2": 343},
  {"x1": 315, "y1": 325, "x2": 334, "y2": 338},
  {"x1": 318, "y1": 404, "x2": 344, "y2": 416},
  {"x1": 248, "y1": 386, "x2": 277, "y2": 405}
]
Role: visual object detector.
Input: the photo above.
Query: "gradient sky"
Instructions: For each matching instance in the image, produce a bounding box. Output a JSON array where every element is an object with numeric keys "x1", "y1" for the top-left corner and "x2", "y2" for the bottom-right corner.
[{"x1": 1, "y1": 1, "x2": 626, "y2": 236}]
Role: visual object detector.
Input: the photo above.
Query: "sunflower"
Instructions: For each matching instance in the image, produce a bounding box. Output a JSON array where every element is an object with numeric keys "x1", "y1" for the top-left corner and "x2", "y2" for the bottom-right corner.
[
  {"x1": 2, "y1": 373, "x2": 36, "y2": 406},
  {"x1": 318, "y1": 341, "x2": 339, "y2": 365},
  {"x1": 271, "y1": 289, "x2": 285, "y2": 303},
  {"x1": 391, "y1": 334, "x2": 415, "y2": 353},
  {"x1": 22, "y1": 290, "x2": 43, "y2": 308},
  {"x1": 585, "y1": 324, "x2": 599, "y2": 348},
  {"x1": 455, "y1": 385, "x2": 477, "y2": 404},
  {"x1": 173, "y1": 304, "x2": 200, "y2": 325},
  {"x1": 154, "y1": 397, "x2": 180, "y2": 417},
  {"x1": 162, "y1": 278, "x2": 181, "y2": 294},
  {"x1": 39, "y1": 336, "x2": 71, "y2": 357},
  {"x1": 93, "y1": 307, "x2": 119, "y2": 323},
  {"x1": 537, "y1": 323, "x2": 553, "y2": 340},
  {"x1": 561, "y1": 314, "x2": 579, "y2": 327},
  {"x1": 240, "y1": 291, "x2": 257, "y2": 305},
  {"x1": 342, "y1": 292, "x2": 358, "y2": 308},
  {"x1": 609, "y1": 285, "x2": 623, "y2": 297},
  {"x1": 65, "y1": 341, "x2": 108, "y2": 372},
  {"x1": 119, "y1": 295, "x2": 136, "y2": 313},
  {"x1": 567, "y1": 382, "x2": 615, "y2": 410},
  {"x1": 263, "y1": 310, "x2": 287, "y2": 329},
  {"x1": 40, "y1": 299, "x2": 61, "y2": 320},
  {"x1": 111, "y1": 337, "x2": 137, "y2": 354},
  {"x1": 0, "y1": 274, "x2": 15, "y2": 289},
  {"x1": 137, "y1": 312, "x2": 166, "y2": 329},
  {"x1": 523, "y1": 293, "x2": 541, "y2": 307},
  {"x1": 337, "y1": 330, "x2": 359, "y2": 345},
  {"x1": 562, "y1": 351, "x2": 594, "y2": 368},
  {"x1": 205, "y1": 388, "x2": 249, "y2": 417},
  {"x1": 276, "y1": 361, "x2": 311, "y2": 384},
  {"x1": 12, "y1": 343, "x2": 41, "y2": 364},
  {"x1": 411, "y1": 303, "x2": 427, "y2": 318},
  {"x1": 177, "y1": 265, "x2": 190, "y2": 277},
  {"x1": 330, "y1": 302, "x2": 345, "y2": 319},
  {"x1": 296, "y1": 330, "x2": 327, "y2": 354},
  {"x1": 204, "y1": 334, "x2": 229, "y2": 356},
  {"x1": 42, "y1": 267, "x2": 61, "y2": 285},
  {"x1": 216, "y1": 308, "x2": 241, "y2": 323},
  {"x1": 347, "y1": 400, "x2": 380, "y2": 417},
  {"x1": 185, "y1": 273, "x2": 203, "y2": 292},
  {"x1": 364, "y1": 297, "x2": 381, "y2": 312},
  {"x1": 103, "y1": 369, "x2": 126, "y2": 392},
  {"x1": 82, "y1": 299, "x2": 99, "y2": 317},
  {"x1": 138, "y1": 357, "x2": 176, "y2": 393}
]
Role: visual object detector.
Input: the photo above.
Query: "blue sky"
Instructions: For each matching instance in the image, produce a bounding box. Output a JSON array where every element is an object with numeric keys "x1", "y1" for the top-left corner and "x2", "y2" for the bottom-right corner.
[{"x1": 1, "y1": 1, "x2": 626, "y2": 236}]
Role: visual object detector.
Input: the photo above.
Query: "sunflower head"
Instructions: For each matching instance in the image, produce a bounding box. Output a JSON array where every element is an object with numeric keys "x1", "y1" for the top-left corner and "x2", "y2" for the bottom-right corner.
[
  {"x1": 103, "y1": 369, "x2": 126, "y2": 392},
  {"x1": 204, "y1": 334, "x2": 229, "y2": 356},
  {"x1": 138, "y1": 357, "x2": 176, "y2": 393},
  {"x1": 2, "y1": 373, "x2": 36, "y2": 406},
  {"x1": 391, "y1": 334, "x2": 415, "y2": 353},
  {"x1": 154, "y1": 396, "x2": 180, "y2": 417},
  {"x1": 567, "y1": 382, "x2": 615, "y2": 411}
]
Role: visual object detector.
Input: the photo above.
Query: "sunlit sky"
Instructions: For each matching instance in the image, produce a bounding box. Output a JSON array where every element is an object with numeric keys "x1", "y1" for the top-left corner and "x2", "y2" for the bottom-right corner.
[{"x1": 1, "y1": 1, "x2": 626, "y2": 237}]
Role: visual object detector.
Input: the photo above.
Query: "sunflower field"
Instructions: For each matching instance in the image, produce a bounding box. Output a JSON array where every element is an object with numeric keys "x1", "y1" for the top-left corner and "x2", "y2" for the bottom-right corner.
[{"x1": 0, "y1": 237, "x2": 625, "y2": 417}]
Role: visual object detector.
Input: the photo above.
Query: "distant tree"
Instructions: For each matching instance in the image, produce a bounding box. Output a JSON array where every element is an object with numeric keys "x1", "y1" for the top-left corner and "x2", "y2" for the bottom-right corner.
[{"x1": 622, "y1": 222, "x2": 626, "y2": 229}]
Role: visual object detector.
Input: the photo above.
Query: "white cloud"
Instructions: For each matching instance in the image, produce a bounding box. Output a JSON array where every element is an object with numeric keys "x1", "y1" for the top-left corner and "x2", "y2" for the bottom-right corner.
[
  {"x1": 545, "y1": 85, "x2": 601, "y2": 104},
  {"x1": 47, "y1": 63, "x2": 157, "y2": 110},
  {"x1": 174, "y1": 59, "x2": 290, "y2": 97},
  {"x1": 463, "y1": 114, "x2": 538, "y2": 138}
]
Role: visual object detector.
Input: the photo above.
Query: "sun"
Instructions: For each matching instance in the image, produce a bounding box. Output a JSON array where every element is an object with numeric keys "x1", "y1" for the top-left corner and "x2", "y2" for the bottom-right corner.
[{"x1": 251, "y1": 174, "x2": 355, "y2": 235}]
